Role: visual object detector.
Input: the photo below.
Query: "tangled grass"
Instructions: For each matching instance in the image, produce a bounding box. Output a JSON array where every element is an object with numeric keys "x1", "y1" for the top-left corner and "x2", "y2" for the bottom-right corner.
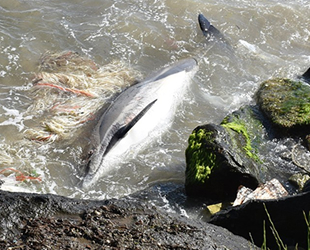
[{"x1": 24, "y1": 51, "x2": 141, "y2": 142}]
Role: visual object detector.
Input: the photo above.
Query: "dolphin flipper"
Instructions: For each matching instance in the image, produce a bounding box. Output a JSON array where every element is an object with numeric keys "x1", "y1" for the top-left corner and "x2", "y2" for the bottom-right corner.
[{"x1": 104, "y1": 99, "x2": 157, "y2": 156}]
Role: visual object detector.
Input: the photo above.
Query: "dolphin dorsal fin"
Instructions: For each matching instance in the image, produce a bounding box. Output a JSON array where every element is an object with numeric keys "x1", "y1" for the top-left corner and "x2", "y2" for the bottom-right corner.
[{"x1": 104, "y1": 99, "x2": 157, "y2": 156}]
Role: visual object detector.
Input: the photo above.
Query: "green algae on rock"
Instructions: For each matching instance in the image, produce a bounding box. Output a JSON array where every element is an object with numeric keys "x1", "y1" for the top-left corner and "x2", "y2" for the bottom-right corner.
[
  {"x1": 185, "y1": 107, "x2": 263, "y2": 200},
  {"x1": 185, "y1": 78, "x2": 310, "y2": 201},
  {"x1": 256, "y1": 78, "x2": 310, "y2": 128},
  {"x1": 185, "y1": 127, "x2": 220, "y2": 185},
  {"x1": 221, "y1": 109, "x2": 262, "y2": 163},
  {"x1": 185, "y1": 124, "x2": 244, "y2": 199}
]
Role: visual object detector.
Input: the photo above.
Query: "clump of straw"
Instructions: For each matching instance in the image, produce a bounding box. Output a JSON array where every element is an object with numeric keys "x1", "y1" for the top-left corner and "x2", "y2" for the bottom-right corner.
[{"x1": 24, "y1": 51, "x2": 141, "y2": 142}]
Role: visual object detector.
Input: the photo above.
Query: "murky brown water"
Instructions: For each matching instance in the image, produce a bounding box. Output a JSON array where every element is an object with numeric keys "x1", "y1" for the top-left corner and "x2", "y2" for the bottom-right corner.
[{"x1": 0, "y1": 0, "x2": 309, "y2": 210}]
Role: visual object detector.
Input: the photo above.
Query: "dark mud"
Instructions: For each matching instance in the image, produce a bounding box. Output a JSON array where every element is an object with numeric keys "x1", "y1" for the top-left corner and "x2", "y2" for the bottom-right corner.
[{"x1": 0, "y1": 190, "x2": 255, "y2": 249}]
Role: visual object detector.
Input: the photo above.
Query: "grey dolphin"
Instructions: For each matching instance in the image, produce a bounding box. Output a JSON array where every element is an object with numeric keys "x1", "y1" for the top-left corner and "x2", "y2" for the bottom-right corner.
[{"x1": 81, "y1": 58, "x2": 198, "y2": 188}]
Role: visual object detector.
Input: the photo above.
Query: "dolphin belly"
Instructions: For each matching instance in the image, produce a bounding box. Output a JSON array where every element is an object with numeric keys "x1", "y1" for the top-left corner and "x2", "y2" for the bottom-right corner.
[{"x1": 81, "y1": 58, "x2": 198, "y2": 189}]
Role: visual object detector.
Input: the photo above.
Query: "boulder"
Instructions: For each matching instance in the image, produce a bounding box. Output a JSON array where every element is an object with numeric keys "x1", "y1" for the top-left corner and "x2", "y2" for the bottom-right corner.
[
  {"x1": 185, "y1": 108, "x2": 260, "y2": 200},
  {"x1": 256, "y1": 78, "x2": 310, "y2": 129},
  {"x1": 185, "y1": 75, "x2": 310, "y2": 249},
  {"x1": 0, "y1": 190, "x2": 257, "y2": 249},
  {"x1": 209, "y1": 191, "x2": 310, "y2": 249},
  {"x1": 185, "y1": 78, "x2": 310, "y2": 200}
]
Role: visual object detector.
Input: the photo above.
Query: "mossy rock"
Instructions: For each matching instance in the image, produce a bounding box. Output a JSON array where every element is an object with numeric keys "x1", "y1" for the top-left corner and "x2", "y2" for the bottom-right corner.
[
  {"x1": 185, "y1": 104, "x2": 307, "y2": 200},
  {"x1": 220, "y1": 106, "x2": 264, "y2": 164},
  {"x1": 185, "y1": 125, "x2": 221, "y2": 186},
  {"x1": 256, "y1": 78, "x2": 310, "y2": 128},
  {"x1": 185, "y1": 106, "x2": 263, "y2": 200},
  {"x1": 185, "y1": 79, "x2": 310, "y2": 200}
]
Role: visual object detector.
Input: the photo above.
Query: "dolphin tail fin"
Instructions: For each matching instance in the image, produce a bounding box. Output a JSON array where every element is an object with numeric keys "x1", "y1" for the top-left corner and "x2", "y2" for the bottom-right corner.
[
  {"x1": 198, "y1": 14, "x2": 211, "y2": 37},
  {"x1": 104, "y1": 99, "x2": 157, "y2": 155},
  {"x1": 198, "y1": 13, "x2": 222, "y2": 39},
  {"x1": 302, "y1": 67, "x2": 310, "y2": 83}
]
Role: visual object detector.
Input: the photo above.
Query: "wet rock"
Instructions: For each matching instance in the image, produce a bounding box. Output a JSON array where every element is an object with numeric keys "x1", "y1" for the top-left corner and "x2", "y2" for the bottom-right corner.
[
  {"x1": 0, "y1": 190, "x2": 257, "y2": 249},
  {"x1": 256, "y1": 78, "x2": 310, "y2": 129},
  {"x1": 209, "y1": 191, "x2": 310, "y2": 249},
  {"x1": 301, "y1": 67, "x2": 310, "y2": 83},
  {"x1": 185, "y1": 112, "x2": 260, "y2": 200},
  {"x1": 185, "y1": 78, "x2": 310, "y2": 200},
  {"x1": 185, "y1": 105, "x2": 304, "y2": 200},
  {"x1": 289, "y1": 173, "x2": 310, "y2": 191},
  {"x1": 303, "y1": 179, "x2": 310, "y2": 193},
  {"x1": 232, "y1": 178, "x2": 288, "y2": 206},
  {"x1": 185, "y1": 75, "x2": 310, "y2": 249}
]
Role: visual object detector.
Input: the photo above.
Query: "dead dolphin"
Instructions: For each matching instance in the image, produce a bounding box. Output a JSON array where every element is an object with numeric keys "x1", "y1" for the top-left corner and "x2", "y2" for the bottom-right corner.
[{"x1": 81, "y1": 58, "x2": 198, "y2": 188}]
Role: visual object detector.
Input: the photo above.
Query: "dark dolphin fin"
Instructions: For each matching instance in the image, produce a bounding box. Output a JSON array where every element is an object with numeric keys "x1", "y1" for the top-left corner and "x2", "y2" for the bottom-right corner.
[
  {"x1": 104, "y1": 99, "x2": 158, "y2": 156},
  {"x1": 198, "y1": 13, "x2": 211, "y2": 37},
  {"x1": 302, "y1": 67, "x2": 310, "y2": 83},
  {"x1": 198, "y1": 13, "x2": 221, "y2": 39}
]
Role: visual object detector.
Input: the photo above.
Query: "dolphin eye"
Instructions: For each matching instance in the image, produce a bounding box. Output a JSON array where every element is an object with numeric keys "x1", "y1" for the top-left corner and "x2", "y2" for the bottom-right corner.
[{"x1": 87, "y1": 150, "x2": 94, "y2": 159}]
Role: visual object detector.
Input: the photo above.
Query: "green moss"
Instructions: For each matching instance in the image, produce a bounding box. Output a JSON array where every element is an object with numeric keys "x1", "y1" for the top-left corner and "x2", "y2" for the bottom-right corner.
[
  {"x1": 257, "y1": 78, "x2": 310, "y2": 127},
  {"x1": 185, "y1": 128, "x2": 218, "y2": 185},
  {"x1": 221, "y1": 119, "x2": 260, "y2": 162}
]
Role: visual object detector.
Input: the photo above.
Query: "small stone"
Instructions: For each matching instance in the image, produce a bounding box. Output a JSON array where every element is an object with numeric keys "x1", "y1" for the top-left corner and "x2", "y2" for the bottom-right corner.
[{"x1": 233, "y1": 178, "x2": 288, "y2": 206}]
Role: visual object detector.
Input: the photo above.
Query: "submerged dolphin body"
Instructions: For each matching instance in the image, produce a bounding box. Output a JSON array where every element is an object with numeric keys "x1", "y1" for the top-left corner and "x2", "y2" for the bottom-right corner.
[{"x1": 81, "y1": 58, "x2": 198, "y2": 189}]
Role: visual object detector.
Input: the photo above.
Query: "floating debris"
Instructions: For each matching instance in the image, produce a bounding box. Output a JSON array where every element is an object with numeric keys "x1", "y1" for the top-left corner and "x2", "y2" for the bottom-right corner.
[
  {"x1": 205, "y1": 202, "x2": 232, "y2": 217},
  {"x1": 35, "y1": 82, "x2": 95, "y2": 97},
  {"x1": 24, "y1": 51, "x2": 141, "y2": 142},
  {"x1": 39, "y1": 51, "x2": 99, "y2": 72},
  {"x1": 0, "y1": 146, "x2": 14, "y2": 166},
  {"x1": 0, "y1": 167, "x2": 42, "y2": 182}
]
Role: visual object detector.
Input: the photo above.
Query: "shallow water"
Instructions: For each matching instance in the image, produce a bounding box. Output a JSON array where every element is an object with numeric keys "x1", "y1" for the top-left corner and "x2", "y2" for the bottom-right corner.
[{"x1": 0, "y1": 0, "x2": 309, "y2": 214}]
